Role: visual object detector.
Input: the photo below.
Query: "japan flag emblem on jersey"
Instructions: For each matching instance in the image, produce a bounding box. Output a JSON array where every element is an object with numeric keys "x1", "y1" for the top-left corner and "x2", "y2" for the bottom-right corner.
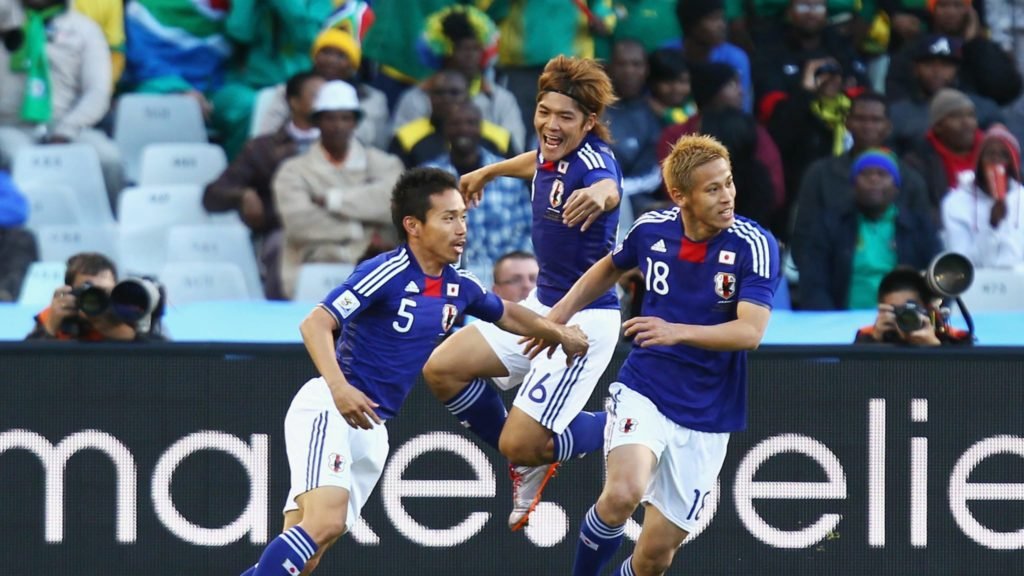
[
  {"x1": 719, "y1": 250, "x2": 735, "y2": 265},
  {"x1": 714, "y1": 272, "x2": 737, "y2": 300},
  {"x1": 442, "y1": 303, "x2": 458, "y2": 332}
]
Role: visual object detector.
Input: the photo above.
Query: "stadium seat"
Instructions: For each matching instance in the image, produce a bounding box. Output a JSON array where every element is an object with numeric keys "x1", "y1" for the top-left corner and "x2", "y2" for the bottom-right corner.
[
  {"x1": 138, "y1": 143, "x2": 227, "y2": 187},
  {"x1": 159, "y1": 262, "x2": 250, "y2": 306},
  {"x1": 17, "y1": 261, "x2": 67, "y2": 307},
  {"x1": 116, "y1": 185, "x2": 208, "y2": 276},
  {"x1": 19, "y1": 183, "x2": 84, "y2": 230},
  {"x1": 294, "y1": 263, "x2": 356, "y2": 302},
  {"x1": 37, "y1": 224, "x2": 119, "y2": 264},
  {"x1": 165, "y1": 224, "x2": 263, "y2": 299},
  {"x1": 12, "y1": 144, "x2": 115, "y2": 225},
  {"x1": 113, "y1": 94, "x2": 207, "y2": 183},
  {"x1": 249, "y1": 86, "x2": 281, "y2": 137},
  {"x1": 959, "y1": 268, "x2": 1024, "y2": 311}
]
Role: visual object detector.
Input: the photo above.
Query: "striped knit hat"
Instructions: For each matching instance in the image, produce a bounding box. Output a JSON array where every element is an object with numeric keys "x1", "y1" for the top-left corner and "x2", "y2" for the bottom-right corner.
[{"x1": 851, "y1": 148, "x2": 901, "y2": 188}]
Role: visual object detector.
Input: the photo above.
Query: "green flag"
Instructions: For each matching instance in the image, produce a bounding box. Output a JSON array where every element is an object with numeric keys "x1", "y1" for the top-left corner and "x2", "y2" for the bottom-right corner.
[{"x1": 9, "y1": 6, "x2": 63, "y2": 124}]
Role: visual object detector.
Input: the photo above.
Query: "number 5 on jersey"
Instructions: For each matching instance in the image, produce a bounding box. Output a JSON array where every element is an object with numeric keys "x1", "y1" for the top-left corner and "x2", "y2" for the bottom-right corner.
[{"x1": 393, "y1": 298, "x2": 416, "y2": 333}]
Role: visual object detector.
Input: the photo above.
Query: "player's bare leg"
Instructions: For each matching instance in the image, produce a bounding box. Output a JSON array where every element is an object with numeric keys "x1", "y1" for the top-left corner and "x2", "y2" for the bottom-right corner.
[
  {"x1": 282, "y1": 508, "x2": 340, "y2": 576},
  {"x1": 423, "y1": 324, "x2": 507, "y2": 401},
  {"x1": 500, "y1": 407, "x2": 557, "y2": 465},
  {"x1": 627, "y1": 505, "x2": 689, "y2": 576}
]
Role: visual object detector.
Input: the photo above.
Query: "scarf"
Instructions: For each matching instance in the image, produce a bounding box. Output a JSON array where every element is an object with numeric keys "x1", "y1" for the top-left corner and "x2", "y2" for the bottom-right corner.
[
  {"x1": 810, "y1": 93, "x2": 851, "y2": 156},
  {"x1": 926, "y1": 129, "x2": 983, "y2": 188},
  {"x1": 9, "y1": 5, "x2": 63, "y2": 124}
]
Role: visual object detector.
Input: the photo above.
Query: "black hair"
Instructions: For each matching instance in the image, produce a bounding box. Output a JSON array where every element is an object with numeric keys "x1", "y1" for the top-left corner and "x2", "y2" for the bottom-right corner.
[
  {"x1": 391, "y1": 168, "x2": 460, "y2": 241},
  {"x1": 441, "y1": 9, "x2": 477, "y2": 45},
  {"x1": 648, "y1": 48, "x2": 688, "y2": 85},
  {"x1": 877, "y1": 266, "x2": 932, "y2": 302},
  {"x1": 850, "y1": 91, "x2": 889, "y2": 117},
  {"x1": 285, "y1": 71, "x2": 322, "y2": 102},
  {"x1": 65, "y1": 252, "x2": 117, "y2": 286}
]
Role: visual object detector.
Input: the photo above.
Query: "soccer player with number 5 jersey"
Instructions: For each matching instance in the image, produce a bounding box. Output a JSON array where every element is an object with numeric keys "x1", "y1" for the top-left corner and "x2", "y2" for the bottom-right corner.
[
  {"x1": 530, "y1": 135, "x2": 780, "y2": 576},
  {"x1": 238, "y1": 168, "x2": 589, "y2": 576}
]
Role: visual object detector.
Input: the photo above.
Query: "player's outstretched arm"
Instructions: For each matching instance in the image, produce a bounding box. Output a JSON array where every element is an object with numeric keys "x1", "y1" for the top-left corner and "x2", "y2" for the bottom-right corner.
[
  {"x1": 460, "y1": 150, "x2": 536, "y2": 207},
  {"x1": 494, "y1": 302, "x2": 590, "y2": 366},
  {"x1": 300, "y1": 306, "x2": 382, "y2": 429},
  {"x1": 624, "y1": 301, "x2": 771, "y2": 351},
  {"x1": 562, "y1": 178, "x2": 621, "y2": 231}
]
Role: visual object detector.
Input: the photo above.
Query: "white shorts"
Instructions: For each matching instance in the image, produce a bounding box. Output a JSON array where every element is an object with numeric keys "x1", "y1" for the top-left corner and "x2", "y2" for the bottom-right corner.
[
  {"x1": 474, "y1": 291, "x2": 620, "y2": 434},
  {"x1": 282, "y1": 377, "x2": 389, "y2": 532},
  {"x1": 607, "y1": 382, "x2": 730, "y2": 533}
]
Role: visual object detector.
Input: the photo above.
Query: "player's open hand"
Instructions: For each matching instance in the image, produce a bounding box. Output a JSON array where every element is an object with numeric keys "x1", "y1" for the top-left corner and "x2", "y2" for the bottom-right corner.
[
  {"x1": 330, "y1": 382, "x2": 382, "y2": 429},
  {"x1": 623, "y1": 316, "x2": 681, "y2": 348},
  {"x1": 459, "y1": 167, "x2": 491, "y2": 208}
]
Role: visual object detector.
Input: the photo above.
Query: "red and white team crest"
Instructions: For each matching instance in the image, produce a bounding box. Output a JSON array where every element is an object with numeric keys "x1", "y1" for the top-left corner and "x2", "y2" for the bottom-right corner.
[
  {"x1": 441, "y1": 303, "x2": 458, "y2": 332},
  {"x1": 618, "y1": 418, "x2": 639, "y2": 434},
  {"x1": 549, "y1": 180, "x2": 565, "y2": 208},
  {"x1": 714, "y1": 272, "x2": 737, "y2": 300},
  {"x1": 327, "y1": 452, "x2": 345, "y2": 474}
]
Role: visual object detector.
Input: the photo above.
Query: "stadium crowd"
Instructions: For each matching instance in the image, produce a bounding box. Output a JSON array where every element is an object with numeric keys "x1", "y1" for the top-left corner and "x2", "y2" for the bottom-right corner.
[{"x1": 2, "y1": 0, "x2": 1024, "y2": 314}]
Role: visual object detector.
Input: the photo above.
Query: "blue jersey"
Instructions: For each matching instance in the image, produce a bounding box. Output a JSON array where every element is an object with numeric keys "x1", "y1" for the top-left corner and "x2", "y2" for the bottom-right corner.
[
  {"x1": 610, "y1": 209, "x2": 780, "y2": 432},
  {"x1": 532, "y1": 132, "x2": 622, "y2": 309},
  {"x1": 320, "y1": 246, "x2": 505, "y2": 419}
]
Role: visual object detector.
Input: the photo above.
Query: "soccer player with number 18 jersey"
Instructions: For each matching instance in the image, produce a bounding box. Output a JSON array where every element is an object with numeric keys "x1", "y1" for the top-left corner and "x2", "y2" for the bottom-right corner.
[{"x1": 531, "y1": 135, "x2": 780, "y2": 576}]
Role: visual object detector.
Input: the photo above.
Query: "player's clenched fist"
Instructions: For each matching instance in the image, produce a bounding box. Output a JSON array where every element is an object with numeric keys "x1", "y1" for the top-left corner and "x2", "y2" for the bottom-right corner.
[
  {"x1": 558, "y1": 324, "x2": 590, "y2": 365},
  {"x1": 329, "y1": 381, "x2": 382, "y2": 429}
]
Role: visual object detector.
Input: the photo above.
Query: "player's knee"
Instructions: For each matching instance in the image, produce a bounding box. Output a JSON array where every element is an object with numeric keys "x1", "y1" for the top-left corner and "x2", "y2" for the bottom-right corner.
[
  {"x1": 498, "y1": 431, "x2": 545, "y2": 466},
  {"x1": 422, "y1": 358, "x2": 461, "y2": 397},
  {"x1": 303, "y1": 516, "x2": 346, "y2": 546},
  {"x1": 597, "y1": 484, "x2": 644, "y2": 524},
  {"x1": 633, "y1": 546, "x2": 675, "y2": 576}
]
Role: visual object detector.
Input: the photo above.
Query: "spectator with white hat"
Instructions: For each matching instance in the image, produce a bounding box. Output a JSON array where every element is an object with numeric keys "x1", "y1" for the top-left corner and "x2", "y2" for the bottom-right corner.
[{"x1": 273, "y1": 80, "x2": 405, "y2": 299}]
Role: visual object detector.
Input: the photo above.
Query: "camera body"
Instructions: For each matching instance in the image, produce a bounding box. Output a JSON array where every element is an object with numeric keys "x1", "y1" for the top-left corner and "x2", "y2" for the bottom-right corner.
[{"x1": 893, "y1": 301, "x2": 927, "y2": 333}]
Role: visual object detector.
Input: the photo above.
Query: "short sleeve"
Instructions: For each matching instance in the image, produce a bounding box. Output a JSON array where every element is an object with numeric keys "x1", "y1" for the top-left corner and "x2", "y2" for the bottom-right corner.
[
  {"x1": 458, "y1": 270, "x2": 505, "y2": 322},
  {"x1": 580, "y1": 143, "x2": 622, "y2": 189},
  {"x1": 319, "y1": 256, "x2": 394, "y2": 325},
  {"x1": 734, "y1": 224, "x2": 781, "y2": 308},
  {"x1": 610, "y1": 218, "x2": 643, "y2": 270}
]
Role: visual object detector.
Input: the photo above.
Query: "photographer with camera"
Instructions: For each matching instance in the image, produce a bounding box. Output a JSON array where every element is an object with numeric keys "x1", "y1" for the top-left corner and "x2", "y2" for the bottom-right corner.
[
  {"x1": 25, "y1": 252, "x2": 166, "y2": 342},
  {"x1": 854, "y1": 266, "x2": 971, "y2": 346}
]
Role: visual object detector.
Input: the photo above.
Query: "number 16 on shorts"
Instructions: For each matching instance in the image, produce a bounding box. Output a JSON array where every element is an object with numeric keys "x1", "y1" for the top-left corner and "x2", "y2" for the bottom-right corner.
[{"x1": 520, "y1": 370, "x2": 551, "y2": 403}]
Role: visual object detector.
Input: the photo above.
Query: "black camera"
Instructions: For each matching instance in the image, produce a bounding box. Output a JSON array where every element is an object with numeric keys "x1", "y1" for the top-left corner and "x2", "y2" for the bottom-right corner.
[
  {"x1": 69, "y1": 277, "x2": 166, "y2": 335},
  {"x1": 893, "y1": 301, "x2": 927, "y2": 333}
]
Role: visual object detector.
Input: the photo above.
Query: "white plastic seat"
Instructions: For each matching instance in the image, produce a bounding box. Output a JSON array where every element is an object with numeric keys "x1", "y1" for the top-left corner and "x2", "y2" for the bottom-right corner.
[
  {"x1": 159, "y1": 262, "x2": 250, "y2": 306},
  {"x1": 36, "y1": 224, "x2": 118, "y2": 264},
  {"x1": 960, "y1": 268, "x2": 1024, "y2": 311},
  {"x1": 17, "y1": 261, "x2": 67, "y2": 307},
  {"x1": 165, "y1": 224, "x2": 263, "y2": 299},
  {"x1": 139, "y1": 143, "x2": 227, "y2": 187},
  {"x1": 12, "y1": 144, "x2": 114, "y2": 225},
  {"x1": 19, "y1": 184, "x2": 84, "y2": 230},
  {"x1": 294, "y1": 263, "x2": 356, "y2": 302},
  {"x1": 116, "y1": 185, "x2": 208, "y2": 276},
  {"x1": 249, "y1": 86, "x2": 281, "y2": 137},
  {"x1": 113, "y1": 94, "x2": 207, "y2": 183}
]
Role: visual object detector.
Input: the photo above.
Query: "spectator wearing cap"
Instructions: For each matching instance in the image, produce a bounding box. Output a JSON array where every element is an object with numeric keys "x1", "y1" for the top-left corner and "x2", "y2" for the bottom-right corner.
[
  {"x1": 203, "y1": 72, "x2": 324, "y2": 300},
  {"x1": 272, "y1": 80, "x2": 404, "y2": 299},
  {"x1": 794, "y1": 148, "x2": 942, "y2": 310},
  {"x1": 942, "y1": 124, "x2": 1024, "y2": 268},
  {"x1": 657, "y1": 62, "x2": 784, "y2": 228},
  {"x1": 256, "y1": 28, "x2": 391, "y2": 151},
  {"x1": 671, "y1": 0, "x2": 753, "y2": 113},
  {"x1": 901, "y1": 88, "x2": 986, "y2": 215},
  {"x1": 794, "y1": 92, "x2": 933, "y2": 262},
  {"x1": 646, "y1": 49, "x2": 695, "y2": 127},
  {"x1": 750, "y1": 0, "x2": 866, "y2": 123},
  {"x1": 604, "y1": 39, "x2": 665, "y2": 216},
  {"x1": 392, "y1": 5, "x2": 525, "y2": 153},
  {"x1": 888, "y1": 35, "x2": 1003, "y2": 155},
  {"x1": 886, "y1": 6, "x2": 1023, "y2": 107}
]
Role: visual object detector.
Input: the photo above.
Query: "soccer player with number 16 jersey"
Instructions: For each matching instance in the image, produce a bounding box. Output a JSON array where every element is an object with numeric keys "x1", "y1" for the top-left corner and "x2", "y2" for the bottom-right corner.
[{"x1": 529, "y1": 135, "x2": 780, "y2": 576}]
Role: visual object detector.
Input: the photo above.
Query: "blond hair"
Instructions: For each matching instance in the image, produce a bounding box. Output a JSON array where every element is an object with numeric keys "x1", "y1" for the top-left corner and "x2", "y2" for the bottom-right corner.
[
  {"x1": 536, "y1": 56, "x2": 617, "y2": 142},
  {"x1": 662, "y1": 134, "x2": 731, "y2": 194}
]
